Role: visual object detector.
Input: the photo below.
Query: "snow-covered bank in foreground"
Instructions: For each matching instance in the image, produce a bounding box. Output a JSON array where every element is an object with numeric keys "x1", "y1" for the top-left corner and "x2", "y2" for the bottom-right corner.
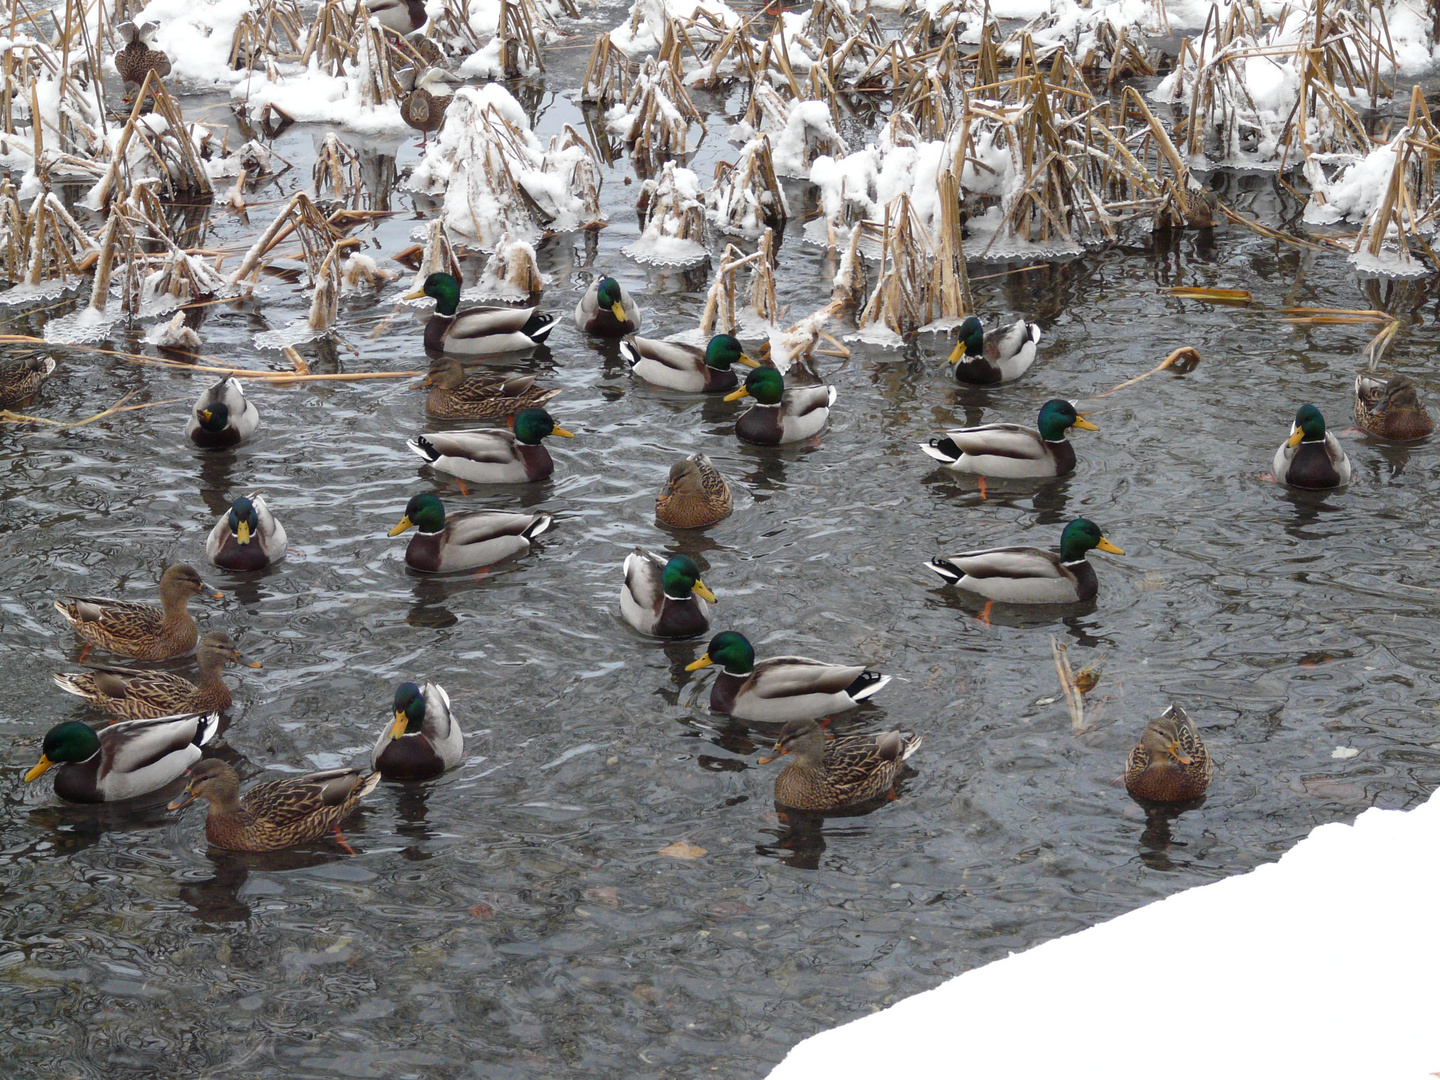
[{"x1": 769, "y1": 792, "x2": 1440, "y2": 1080}]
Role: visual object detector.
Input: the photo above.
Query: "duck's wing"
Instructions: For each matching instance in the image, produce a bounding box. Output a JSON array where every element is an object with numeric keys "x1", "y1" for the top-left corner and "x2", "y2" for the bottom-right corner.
[
  {"x1": 929, "y1": 545, "x2": 1066, "y2": 582},
  {"x1": 938, "y1": 423, "x2": 1048, "y2": 462}
]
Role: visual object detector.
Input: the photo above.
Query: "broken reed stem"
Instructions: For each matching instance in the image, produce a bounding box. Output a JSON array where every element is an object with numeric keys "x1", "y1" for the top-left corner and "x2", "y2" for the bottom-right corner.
[
  {"x1": 1093, "y1": 346, "x2": 1201, "y2": 398},
  {"x1": 1050, "y1": 636, "x2": 1086, "y2": 735},
  {"x1": 68, "y1": 394, "x2": 189, "y2": 427},
  {"x1": 0, "y1": 334, "x2": 420, "y2": 379}
]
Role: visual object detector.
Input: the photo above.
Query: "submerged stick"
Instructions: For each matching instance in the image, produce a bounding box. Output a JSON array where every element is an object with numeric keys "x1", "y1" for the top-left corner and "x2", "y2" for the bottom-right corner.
[{"x1": 1050, "y1": 636, "x2": 1085, "y2": 735}]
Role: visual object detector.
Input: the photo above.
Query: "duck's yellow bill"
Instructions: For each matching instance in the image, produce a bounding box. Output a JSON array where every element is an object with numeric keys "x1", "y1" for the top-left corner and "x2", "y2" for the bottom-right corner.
[
  {"x1": 692, "y1": 581, "x2": 717, "y2": 603},
  {"x1": 947, "y1": 342, "x2": 968, "y2": 363},
  {"x1": 198, "y1": 408, "x2": 214, "y2": 423},
  {"x1": 723, "y1": 387, "x2": 750, "y2": 402},
  {"x1": 1168, "y1": 741, "x2": 1192, "y2": 765},
  {"x1": 403, "y1": 288, "x2": 426, "y2": 301},
  {"x1": 1073, "y1": 416, "x2": 1099, "y2": 431},
  {"x1": 389, "y1": 515, "x2": 416, "y2": 537},
  {"x1": 684, "y1": 655, "x2": 714, "y2": 672},
  {"x1": 736, "y1": 355, "x2": 761, "y2": 368},
  {"x1": 167, "y1": 788, "x2": 198, "y2": 811},
  {"x1": 552, "y1": 426, "x2": 575, "y2": 438},
  {"x1": 611, "y1": 301, "x2": 627, "y2": 322},
  {"x1": 390, "y1": 712, "x2": 409, "y2": 739},
  {"x1": 1096, "y1": 537, "x2": 1124, "y2": 555},
  {"x1": 24, "y1": 755, "x2": 53, "y2": 783},
  {"x1": 236, "y1": 520, "x2": 251, "y2": 545},
  {"x1": 1286, "y1": 428, "x2": 1305, "y2": 448}
]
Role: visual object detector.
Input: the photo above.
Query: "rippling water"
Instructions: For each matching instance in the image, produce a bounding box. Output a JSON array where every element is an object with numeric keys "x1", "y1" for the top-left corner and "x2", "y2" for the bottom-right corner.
[{"x1": 4, "y1": 18, "x2": 1440, "y2": 1079}]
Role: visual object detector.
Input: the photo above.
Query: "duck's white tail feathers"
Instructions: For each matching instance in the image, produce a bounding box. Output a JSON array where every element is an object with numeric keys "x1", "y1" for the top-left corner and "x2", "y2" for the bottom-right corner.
[
  {"x1": 52, "y1": 672, "x2": 86, "y2": 697},
  {"x1": 407, "y1": 435, "x2": 441, "y2": 464},
  {"x1": 523, "y1": 513, "x2": 554, "y2": 541}
]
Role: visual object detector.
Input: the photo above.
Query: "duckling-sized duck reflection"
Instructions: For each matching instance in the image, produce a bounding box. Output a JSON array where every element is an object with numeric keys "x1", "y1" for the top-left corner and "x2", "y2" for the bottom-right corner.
[
  {"x1": 168, "y1": 759, "x2": 381, "y2": 852},
  {"x1": 759, "y1": 717, "x2": 921, "y2": 812}
]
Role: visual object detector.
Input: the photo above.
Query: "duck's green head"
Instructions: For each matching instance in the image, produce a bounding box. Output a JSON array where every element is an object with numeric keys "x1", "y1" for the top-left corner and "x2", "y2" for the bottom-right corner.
[
  {"x1": 227, "y1": 496, "x2": 259, "y2": 545},
  {"x1": 514, "y1": 407, "x2": 574, "y2": 445},
  {"x1": 596, "y1": 277, "x2": 626, "y2": 322},
  {"x1": 1059, "y1": 518, "x2": 1124, "y2": 562},
  {"x1": 685, "y1": 630, "x2": 754, "y2": 675},
  {"x1": 705, "y1": 334, "x2": 758, "y2": 372},
  {"x1": 1287, "y1": 404, "x2": 1327, "y2": 447},
  {"x1": 390, "y1": 492, "x2": 446, "y2": 536},
  {"x1": 948, "y1": 316, "x2": 985, "y2": 363},
  {"x1": 1037, "y1": 399, "x2": 1098, "y2": 441},
  {"x1": 724, "y1": 365, "x2": 785, "y2": 405},
  {"x1": 391, "y1": 681, "x2": 426, "y2": 738},
  {"x1": 25, "y1": 721, "x2": 102, "y2": 781},
  {"x1": 406, "y1": 272, "x2": 460, "y2": 315},
  {"x1": 663, "y1": 554, "x2": 716, "y2": 602},
  {"x1": 196, "y1": 401, "x2": 231, "y2": 433}
]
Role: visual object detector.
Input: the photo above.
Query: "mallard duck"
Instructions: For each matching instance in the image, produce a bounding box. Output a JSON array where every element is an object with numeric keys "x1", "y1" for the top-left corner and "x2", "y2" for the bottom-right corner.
[
  {"x1": 115, "y1": 21, "x2": 171, "y2": 97},
  {"x1": 367, "y1": 0, "x2": 427, "y2": 35},
  {"x1": 1125, "y1": 704, "x2": 1213, "y2": 803},
  {"x1": 25, "y1": 711, "x2": 219, "y2": 803},
  {"x1": 55, "y1": 563, "x2": 222, "y2": 661},
  {"x1": 685, "y1": 630, "x2": 890, "y2": 723},
  {"x1": 52, "y1": 630, "x2": 260, "y2": 721},
  {"x1": 574, "y1": 276, "x2": 641, "y2": 336},
  {"x1": 186, "y1": 376, "x2": 260, "y2": 449},
  {"x1": 168, "y1": 759, "x2": 381, "y2": 852},
  {"x1": 388, "y1": 493, "x2": 552, "y2": 572},
  {"x1": 406, "y1": 407, "x2": 573, "y2": 483},
  {"x1": 1354, "y1": 374, "x2": 1432, "y2": 442},
  {"x1": 0, "y1": 356, "x2": 56, "y2": 409},
  {"x1": 724, "y1": 367, "x2": 836, "y2": 446},
  {"x1": 401, "y1": 67, "x2": 451, "y2": 148},
  {"x1": 405, "y1": 273, "x2": 555, "y2": 357},
  {"x1": 620, "y1": 548, "x2": 715, "y2": 638},
  {"x1": 920, "y1": 399, "x2": 1097, "y2": 479},
  {"x1": 206, "y1": 494, "x2": 287, "y2": 570},
  {"x1": 619, "y1": 333, "x2": 758, "y2": 393},
  {"x1": 759, "y1": 717, "x2": 922, "y2": 812},
  {"x1": 656, "y1": 453, "x2": 731, "y2": 529},
  {"x1": 947, "y1": 315, "x2": 1042, "y2": 385},
  {"x1": 925, "y1": 518, "x2": 1123, "y2": 605},
  {"x1": 372, "y1": 681, "x2": 462, "y2": 780},
  {"x1": 1273, "y1": 404, "x2": 1351, "y2": 489},
  {"x1": 421, "y1": 359, "x2": 560, "y2": 421}
]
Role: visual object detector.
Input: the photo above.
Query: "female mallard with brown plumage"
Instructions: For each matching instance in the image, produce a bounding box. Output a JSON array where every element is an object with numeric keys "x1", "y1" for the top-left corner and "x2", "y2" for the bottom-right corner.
[
  {"x1": 1354, "y1": 374, "x2": 1432, "y2": 442},
  {"x1": 1125, "y1": 705, "x2": 1212, "y2": 803},
  {"x1": 54, "y1": 564, "x2": 223, "y2": 661},
  {"x1": 168, "y1": 759, "x2": 381, "y2": 852},
  {"x1": 406, "y1": 273, "x2": 555, "y2": 357},
  {"x1": 421, "y1": 357, "x2": 559, "y2": 421},
  {"x1": 52, "y1": 630, "x2": 260, "y2": 720},
  {"x1": 759, "y1": 717, "x2": 921, "y2": 812},
  {"x1": 0, "y1": 356, "x2": 56, "y2": 409},
  {"x1": 115, "y1": 21, "x2": 171, "y2": 97},
  {"x1": 25, "y1": 711, "x2": 219, "y2": 803},
  {"x1": 656, "y1": 453, "x2": 731, "y2": 529},
  {"x1": 372, "y1": 681, "x2": 462, "y2": 780},
  {"x1": 401, "y1": 67, "x2": 452, "y2": 148}
]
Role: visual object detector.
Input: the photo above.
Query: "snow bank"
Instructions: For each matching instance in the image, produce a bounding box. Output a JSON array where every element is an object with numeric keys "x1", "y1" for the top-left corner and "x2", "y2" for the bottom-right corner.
[{"x1": 768, "y1": 791, "x2": 1440, "y2": 1080}]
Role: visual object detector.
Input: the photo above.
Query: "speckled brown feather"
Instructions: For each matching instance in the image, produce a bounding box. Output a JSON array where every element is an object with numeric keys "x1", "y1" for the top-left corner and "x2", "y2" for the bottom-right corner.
[
  {"x1": 174, "y1": 760, "x2": 380, "y2": 852},
  {"x1": 115, "y1": 33, "x2": 171, "y2": 92},
  {"x1": 424, "y1": 360, "x2": 560, "y2": 420},
  {"x1": 656, "y1": 454, "x2": 731, "y2": 529},
  {"x1": 54, "y1": 632, "x2": 253, "y2": 720},
  {"x1": 765, "y1": 718, "x2": 921, "y2": 812},
  {"x1": 402, "y1": 86, "x2": 448, "y2": 135},
  {"x1": 0, "y1": 356, "x2": 55, "y2": 408},
  {"x1": 54, "y1": 564, "x2": 215, "y2": 661},
  {"x1": 1125, "y1": 705, "x2": 1212, "y2": 803},
  {"x1": 1355, "y1": 374, "x2": 1433, "y2": 442}
]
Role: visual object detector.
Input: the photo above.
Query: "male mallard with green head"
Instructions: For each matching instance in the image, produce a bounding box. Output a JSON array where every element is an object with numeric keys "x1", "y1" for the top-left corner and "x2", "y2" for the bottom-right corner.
[
  {"x1": 575, "y1": 276, "x2": 641, "y2": 336},
  {"x1": 406, "y1": 407, "x2": 573, "y2": 483},
  {"x1": 372, "y1": 681, "x2": 462, "y2": 780},
  {"x1": 389, "y1": 493, "x2": 552, "y2": 572},
  {"x1": 406, "y1": 273, "x2": 554, "y2": 356},
  {"x1": 620, "y1": 548, "x2": 716, "y2": 638},
  {"x1": 921, "y1": 398, "x2": 1097, "y2": 479},
  {"x1": 1273, "y1": 404, "x2": 1350, "y2": 489},
  {"x1": 207, "y1": 494, "x2": 287, "y2": 570},
  {"x1": 620, "y1": 333, "x2": 759, "y2": 393},
  {"x1": 725, "y1": 366, "x2": 836, "y2": 446},
  {"x1": 25, "y1": 712, "x2": 219, "y2": 803},
  {"x1": 947, "y1": 315, "x2": 1042, "y2": 385},
  {"x1": 686, "y1": 631, "x2": 890, "y2": 723},
  {"x1": 926, "y1": 518, "x2": 1123, "y2": 606}
]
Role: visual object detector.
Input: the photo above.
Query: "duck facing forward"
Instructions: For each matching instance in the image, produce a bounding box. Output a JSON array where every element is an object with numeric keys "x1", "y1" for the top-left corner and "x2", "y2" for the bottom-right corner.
[
  {"x1": 760, "y1": 717, "x2": 921, "y2": 812},
  {"x1": 926, "y1": 518, "x2": 1123, "y2": 605},
  {"x1": 406, "y1": 273, "x2": 554, "y2": 357},
  {"x1": 948, "y1": 315, "x2": 1042, "y2": 385},
  {"x1": 1273, "y1": 404, "x2": 1350, "y2": 489},
  {"x1": 685, "y1": 630, "x2": 890, "y2": 723},
  {"x1": 620, "y1": 333, "x2": 758, "y2": 393},
  {"x1": 54, "y1": 563, "x2": 222, "y2": 661},
  {"x1": 25, "y1": 712, "x2": 219, "y2": 803},
  {"x1": 574, "y1": 276, "x2": 641, "y2": 336},
  {"x1": 168, "y1": 759, "x2": 381, "y2": 852},
  {"x1": 406, "y1": 407, "x2": 573, "y2": 483},
  {"x1": 656, "y1": 453, "x2": 732, "y2": 529},
  {"x1": 186, "y1": 376, "x2": 259, "y2": 449},
  {"x1": 207, "y1": 494, "x2": 287, "y2": 571},
  {"x1": 389, "y1": 493, "x2": 552, "y2": 572},
  {"x1": 920, "y1": 398, "x2": 1096, "y2": 479},
  {"x1": 1125, "y1": 704, "x2": 1213, "y2": 803},
  {"x1": 620, "y1": 548, "x2": 715, "y2": 638},
  {"x1": 1354, "y1": 374, "x2": 1432, "y2": 442},
  {"x1": 725, "y1": 366, "x2": 836, "y2": 446},
  {"x1": 52, "y1": 630, "x2": 260, "y2": 720},
  {"x1": 372, "y1": 681, "x2": 462, "y2": 780}
]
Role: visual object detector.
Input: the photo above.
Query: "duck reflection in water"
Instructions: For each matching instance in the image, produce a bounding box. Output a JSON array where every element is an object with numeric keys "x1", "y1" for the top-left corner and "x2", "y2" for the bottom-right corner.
[
  {"x1": 393, "y1": 785, "x2": 437, "y2": 862},
  {"x1": 405, "y1": 575, "x2": 463, "y2": 629}
]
